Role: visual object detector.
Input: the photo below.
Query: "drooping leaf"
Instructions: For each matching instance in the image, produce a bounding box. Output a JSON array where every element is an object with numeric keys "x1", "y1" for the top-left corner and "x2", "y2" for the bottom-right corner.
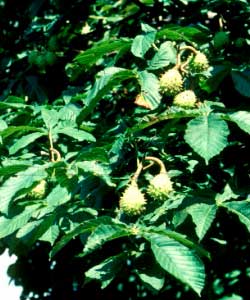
[
  {"x1": 85, "y1": 253, "x2": 126, "y2": 289},
  {"x1": 200, "y1": 65, "x2": 230, "y2": 93},
  {"x1": 221, "y1": 200, "x2": 250, "y2": 232},
  {"x1": 137, "y1": 70, "x2": 161, "y2": 109},
  {"x1": 9, "y1": 132, "x2": 46, "y2": 155},
  {"x1": 147, "y1": 41, "x2": 177, "y2": 70},
  {"x1": 56, "y1": 127, "x2": 96, "y2": 142},
  {"x1": 184, "y1": 114, "x2": 229, "y2": 164},
  {"x1": 187, "y1": 203, "x2": 217, "y2": 241},
  {"x1": 0, "y1": 204, "x2": 41, "y2": 239},
  {"x1": 131, "y1": 25, "x2": 156, "y2": 58},
  {"x1": 149, "y1": 233, "x2": 205, "y2": 295},
  {"x1": 0, "y1": 165, "x2": 47, "y2": 214},
  {"x1": 80, "y1": 224, "x2": 129, "y2": 257},
  {"x1": 77, "y1": 67, "x2": 135, "y2": 122},
  {"x1": 228, "y1": 111, "x2": 250, "y2": 134},
  {"x1": 232, "y1": 70, "x2": 250, "y2": 98}
]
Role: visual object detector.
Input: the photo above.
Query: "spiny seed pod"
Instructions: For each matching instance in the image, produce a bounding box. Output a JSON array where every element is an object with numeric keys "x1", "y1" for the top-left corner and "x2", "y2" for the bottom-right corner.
[
  {"x1": 173, "y1": 90, "x2": 197, "y2": 108},
  {"x1": 119, "y1": 182, "x2": 147, "y2": 216},
  {"x1": 159, "y1": 69, "x2": 183, "y2": 96},
  {"x1": 190, "y1": 51, "x2": 209, "y2": 72},
  {"x1": 147, "y1": 173, "x2": 173, "y2": 201},
  {"x1": 28, "y1": 180, "x2": 47, "y2": 199}
]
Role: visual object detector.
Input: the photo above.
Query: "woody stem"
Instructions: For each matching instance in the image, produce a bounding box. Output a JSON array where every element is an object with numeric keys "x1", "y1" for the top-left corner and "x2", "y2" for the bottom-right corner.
[{"x1": 144, "y1": 156, "x2": 167, "y2": 174}]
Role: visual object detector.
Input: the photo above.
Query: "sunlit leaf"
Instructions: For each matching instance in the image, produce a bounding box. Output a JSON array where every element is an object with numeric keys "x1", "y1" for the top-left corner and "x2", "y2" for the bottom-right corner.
[{"x1": 184, "y1": 114, "x2": 229, "y2": 163}]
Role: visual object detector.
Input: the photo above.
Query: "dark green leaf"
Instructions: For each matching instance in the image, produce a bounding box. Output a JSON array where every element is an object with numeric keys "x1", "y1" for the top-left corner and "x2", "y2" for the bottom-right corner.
[
  {"x1": 232, "y1": 70, "x2": 250, "y2": 98},
  {"x1": 85, "y1": 253, "x2": 126, "y2": 289},
  {"x1": 77, "y1": 147, "x2": 109, "y2": 163},
  {"x1": 200, "y1": 65, "x2": 230, "y2": 93},
  {"x1": 136, "y1": 259, "x2": 165, "y2": 291},
  {"x1": 0, "y1": 164, "x2": 30, "y2": 176}
]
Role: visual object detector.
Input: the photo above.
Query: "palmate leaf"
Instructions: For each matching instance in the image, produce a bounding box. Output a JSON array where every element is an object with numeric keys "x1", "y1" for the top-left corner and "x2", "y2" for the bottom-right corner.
[
  {"x1": 77, "y1": 67, "x2": 135, "y2": 122},
  {"x1": 187, "y1": 203, "x2": 217, "y2": 241},
  {"x1": 221, "y1": 200, "x2": 250, "y2": 232},
  {"x1": 137, "y1": 70, "x2": 161, "y2": 109},
  {"x1": 80, "y1": 223, "x2": 130, "y2": 257},
  {"x1": 149, "y1": 233, "x2": 205, "y2": 295},
  {"x1": 184, "y1": 114, "x2": 229, "y2": 164},
  {"x1": 228, "y1": 111, "x2": 250, "y2": 134},
  {"x1": 85, "y1": 253, "x2": 127, "y2": 289},
  {"x1": 0, "y1": 165, "x2": 47, "y2": 214},
  {"x1": 147, "y1": 41, "x2": 177, "y2": 70},
  {"x1": 9, "y1": 132, "x2": 46, "y2": 155}
]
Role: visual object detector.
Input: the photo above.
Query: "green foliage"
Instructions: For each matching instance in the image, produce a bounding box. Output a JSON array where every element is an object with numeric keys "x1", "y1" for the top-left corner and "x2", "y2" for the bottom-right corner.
[{"x1": 0, "y1": 1, "x2": 250, "y2": 300}]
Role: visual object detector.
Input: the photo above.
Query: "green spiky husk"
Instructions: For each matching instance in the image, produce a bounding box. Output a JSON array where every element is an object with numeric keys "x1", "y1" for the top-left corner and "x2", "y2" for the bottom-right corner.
[
  {"x1": 160, "y1": 69, "x2": 183, "y2": 96},
  {"x1": 119, "y1": 183, "x2": 147, "y2": 215}
]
